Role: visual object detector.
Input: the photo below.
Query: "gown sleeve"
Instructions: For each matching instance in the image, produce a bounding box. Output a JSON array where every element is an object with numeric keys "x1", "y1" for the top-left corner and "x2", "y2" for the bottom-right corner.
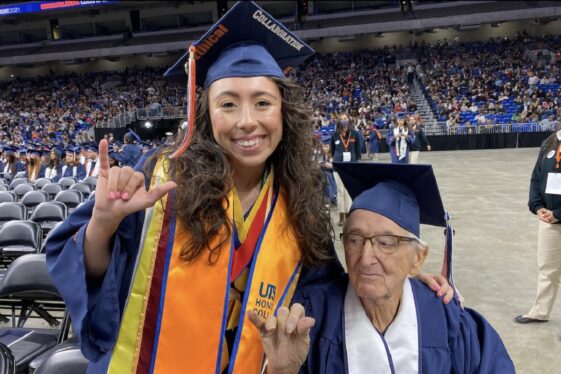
[
  {"x1": 447, "y1": 299, "x2": 516, "y2": 374},
  {"x1": 293, "y1": 247, "x2": 348, "y2": 374},
  {"x1": 45, "y1": 194, "x2": 146, "y2": 361},
  {"x1": 386, "y1": 130, "x2": 396, "y2": 146}
]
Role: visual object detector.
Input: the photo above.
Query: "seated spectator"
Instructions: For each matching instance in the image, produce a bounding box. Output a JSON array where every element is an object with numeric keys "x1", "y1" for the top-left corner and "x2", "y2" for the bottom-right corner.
[
  {"x1": 60, "y1": 145, "x2": 86, "y2": 180},
  {"x1": 45, "y1": 149, "x2": 63, "y2": 181},
  {"x1": 0, "y1": 146, "x2": 25, "y2": 177},
  {"x1": 84, "y1": 143, "x2": 100, "y2": 177},
  {"x1": 24, "y1": 147, "x2": 46, "y2": 182}
]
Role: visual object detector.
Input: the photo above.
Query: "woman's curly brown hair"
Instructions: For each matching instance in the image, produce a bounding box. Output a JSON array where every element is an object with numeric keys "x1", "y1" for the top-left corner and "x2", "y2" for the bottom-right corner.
[{"x1": 155, "y1": 77, "x2": 333, "y2": 266}]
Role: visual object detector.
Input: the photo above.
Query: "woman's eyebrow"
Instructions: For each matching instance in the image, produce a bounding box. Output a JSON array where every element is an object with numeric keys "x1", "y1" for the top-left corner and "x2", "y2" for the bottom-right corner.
[{"x1": 212, "y1": 90, "x2": 279, "y2": 100}]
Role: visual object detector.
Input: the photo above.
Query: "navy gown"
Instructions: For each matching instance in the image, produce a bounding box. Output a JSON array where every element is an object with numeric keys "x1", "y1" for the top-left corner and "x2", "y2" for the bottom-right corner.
[{"x1": 293, "y1": 275, "x2": 515, "y2": 374}]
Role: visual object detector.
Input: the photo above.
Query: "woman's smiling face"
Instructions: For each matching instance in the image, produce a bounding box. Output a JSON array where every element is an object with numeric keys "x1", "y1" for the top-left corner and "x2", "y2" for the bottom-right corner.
[{"x1": 208, "y1": 76, "x2": 283, "y2": 175}]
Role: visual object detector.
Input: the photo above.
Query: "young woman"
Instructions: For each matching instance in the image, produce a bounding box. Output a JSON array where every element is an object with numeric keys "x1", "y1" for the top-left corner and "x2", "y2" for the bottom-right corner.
[
  {"x1": 1, "y1": 147, "x2": 25, "y2": 178},
  {"x1": 24, "y1": 149, "x2": 46, "y2": 182},
  {"x1": 45, "y1": 149, "x2": 63, "y2": 182},
  {"x1": 387, "y1": 116, "x2": 415, "y2": 164},
  {"x1": 46, "y1": 2, "x2": 452, "y2": 373}
]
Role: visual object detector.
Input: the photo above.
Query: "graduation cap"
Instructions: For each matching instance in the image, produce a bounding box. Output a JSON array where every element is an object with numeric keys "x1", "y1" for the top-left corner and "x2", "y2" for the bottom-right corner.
[
  {"x1": 164, "y1": 0, "x2": 314, "y2": 158},
  {"x1": 86, "y1": 142, "x2": 99, "y2": 152},
  {"x1": 27, "y1": 145, "x2": 42, "y2": 157},
  {"x1": 65, "y1": 144, "x2": 81, "y2": 155},
  {"x1": 321, "y1": 134, "x2": 331, "y2": 144},
  {"x1": 334, "y1": 162, "x2": 456, "y2": 287},
  {"x1": 126, "y1": 129, "x2": 141, "y2": 143},
  {"x1": 3, "y1": 145, "x2": 16, "y2": 155}
]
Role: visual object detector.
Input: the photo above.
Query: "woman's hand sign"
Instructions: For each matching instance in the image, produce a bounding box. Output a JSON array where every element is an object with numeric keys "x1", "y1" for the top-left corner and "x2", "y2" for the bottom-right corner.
[{"x1": 92, "y1": 139, "x2": 177, "y2": 230}]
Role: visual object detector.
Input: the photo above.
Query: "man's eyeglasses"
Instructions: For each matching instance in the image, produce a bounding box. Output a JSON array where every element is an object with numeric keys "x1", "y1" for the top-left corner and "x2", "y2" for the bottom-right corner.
[{"x1": 340, "y1": 232, "x2": 419, "y2": 254}]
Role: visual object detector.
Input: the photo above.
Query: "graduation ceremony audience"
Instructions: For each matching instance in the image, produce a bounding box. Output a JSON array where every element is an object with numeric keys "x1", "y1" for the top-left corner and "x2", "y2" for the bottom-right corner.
[{"x1": 418, "y1": 32, "x2": 561, "y2": 133}]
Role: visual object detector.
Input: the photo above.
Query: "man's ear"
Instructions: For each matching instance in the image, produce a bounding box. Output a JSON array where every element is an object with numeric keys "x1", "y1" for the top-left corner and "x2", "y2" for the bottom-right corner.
[{"x1": 408, "y1": 243, "x2": 429, "y2": 277}]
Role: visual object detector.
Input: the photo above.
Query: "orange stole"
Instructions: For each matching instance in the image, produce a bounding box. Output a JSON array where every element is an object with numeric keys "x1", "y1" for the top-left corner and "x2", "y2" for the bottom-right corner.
[{"x1": 152, "y1": 188, "x2": 301, "y2": 373}]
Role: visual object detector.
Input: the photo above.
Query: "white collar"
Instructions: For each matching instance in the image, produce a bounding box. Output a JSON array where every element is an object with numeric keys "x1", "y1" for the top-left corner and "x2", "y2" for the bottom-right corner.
[{"x1": 344, "y1": 278, "x2": 419, "y2": 374}]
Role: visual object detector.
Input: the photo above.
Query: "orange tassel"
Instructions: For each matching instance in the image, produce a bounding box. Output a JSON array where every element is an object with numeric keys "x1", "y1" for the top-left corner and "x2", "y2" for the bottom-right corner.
[{"x1": 169, "y1": 45, "x2": 197, "y2": 159}]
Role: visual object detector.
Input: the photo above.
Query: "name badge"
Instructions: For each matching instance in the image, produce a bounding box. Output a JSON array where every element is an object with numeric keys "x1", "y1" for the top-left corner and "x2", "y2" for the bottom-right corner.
[
  {"x1": 343, "y1": 152, "x2": 352, "y2": 162},
  {"x1": 546, "y1": 173, "x2": 561, "y2": 195}
]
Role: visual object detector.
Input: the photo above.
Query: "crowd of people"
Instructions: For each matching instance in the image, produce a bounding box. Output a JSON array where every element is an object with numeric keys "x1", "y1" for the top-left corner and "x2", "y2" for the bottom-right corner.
[
  {"x1": 0, "y1": 67, "x2": 184, "y2": 150},
  {"x1": 418, "y1": 32, "x2": 561, "y2": 132},
  {"x1": 0, "y1": 131, "x2": 156, "y2": 182},
  {"x1": 2, "y1": 32, "x2": 560, "y2": 154}
]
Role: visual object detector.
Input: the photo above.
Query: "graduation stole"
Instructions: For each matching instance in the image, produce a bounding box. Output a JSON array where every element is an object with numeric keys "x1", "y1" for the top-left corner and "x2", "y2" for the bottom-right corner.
[
  {"x1": 107, "y1": 158, "x2": 302, "y2": 374},
  {"x1": 393, "y1": 127, "x2": 408, "y2": 160}
]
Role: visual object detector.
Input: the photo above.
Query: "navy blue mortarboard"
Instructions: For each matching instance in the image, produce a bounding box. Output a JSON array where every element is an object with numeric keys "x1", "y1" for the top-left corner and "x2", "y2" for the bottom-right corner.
[
  {"x1": 18, "y1": 147, "x2": 27, "y2": 156},
  {"x1": 334, "y1": 162, "x2": 456, "y2": 287},
  {"x1": 3, "y1": 145, "x2": 16, "y2": 155},
  {"x1": 165, "y1": 1, "x2": 314, "y2": 88},
  {"x1": 164, "y1": 1, "x2": 314, "y2": 158},
  {"x1": 334, "y1": 163, "x2": 446, "y2": 236},
  {"x1": 126, "y1": 130, "x2": 141, "y2": 143},
  {"x1": 28, "y1": 145, "x2": 42, "y2": 157},
  {"x1": 65, "y1": 144, "x2": 80, "y2": 155},
  {"x1": 86, "y1": 143, "x2": 99, "y2": 152},
  {"x1": 321, "y1": 134, "x2": 331, "y2": 145}
]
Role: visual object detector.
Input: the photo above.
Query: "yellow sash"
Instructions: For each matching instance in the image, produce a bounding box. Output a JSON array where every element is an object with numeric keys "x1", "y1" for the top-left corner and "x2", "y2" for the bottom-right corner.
[{"x1": 108, "y1": 159, "x2": 302, "y2": 373}]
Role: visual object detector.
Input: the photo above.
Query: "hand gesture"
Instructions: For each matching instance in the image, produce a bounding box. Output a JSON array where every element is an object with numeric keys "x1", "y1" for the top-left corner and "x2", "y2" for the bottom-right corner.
[
  {"x1": 93, "y1": 139, "x2": 177, "y2": 229},
  {"x1": 248, "y1": 304, "x2": 314, "y2": 374}
]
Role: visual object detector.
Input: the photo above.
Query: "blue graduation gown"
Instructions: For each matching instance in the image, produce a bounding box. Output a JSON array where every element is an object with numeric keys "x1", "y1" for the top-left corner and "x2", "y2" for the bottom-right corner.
[
  {"x1": 47, "y1": 164, "x2": 63, "y2": 182},
  {"x1": 15, "y1": 161, "x2": 25, "y2": 173},
  {"x1": 386, "y1": 129, "x2": 414, "y2": 164},
  {"x1": 45, "y1": 161, "x2": 345, "y2": 373},
  {"x1": 61, "y1": 164, "x2": 86, "y2": 180},
  {"x1": 114, "y1": 144, "x2": 142, "y2": 167},
  {"x1": 293, "y1": 275, "x2": 515, "y2": 374}
]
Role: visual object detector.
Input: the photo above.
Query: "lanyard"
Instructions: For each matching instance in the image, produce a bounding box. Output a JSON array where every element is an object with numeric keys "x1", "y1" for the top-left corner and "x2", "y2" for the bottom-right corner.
[{"x1": 340, "y1": 131, "x2": 352, "y2": 151}]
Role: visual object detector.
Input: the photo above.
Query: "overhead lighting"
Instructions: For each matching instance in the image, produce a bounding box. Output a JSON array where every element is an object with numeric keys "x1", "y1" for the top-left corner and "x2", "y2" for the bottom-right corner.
[{"x1": 144, "y1": 121, "x2": 153, "y2": 129}]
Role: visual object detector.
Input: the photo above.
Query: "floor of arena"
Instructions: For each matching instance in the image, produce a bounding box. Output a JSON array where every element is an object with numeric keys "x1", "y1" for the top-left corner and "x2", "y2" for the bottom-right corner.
[{"x1": 331, "y1": 147, "x2": 560, "y2": 374}]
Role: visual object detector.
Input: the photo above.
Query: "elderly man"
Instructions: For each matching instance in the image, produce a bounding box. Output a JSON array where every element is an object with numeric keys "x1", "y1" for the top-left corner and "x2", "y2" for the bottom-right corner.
[{"x1": 249, "y1": 163, "x2": 514, "y2": 374}]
